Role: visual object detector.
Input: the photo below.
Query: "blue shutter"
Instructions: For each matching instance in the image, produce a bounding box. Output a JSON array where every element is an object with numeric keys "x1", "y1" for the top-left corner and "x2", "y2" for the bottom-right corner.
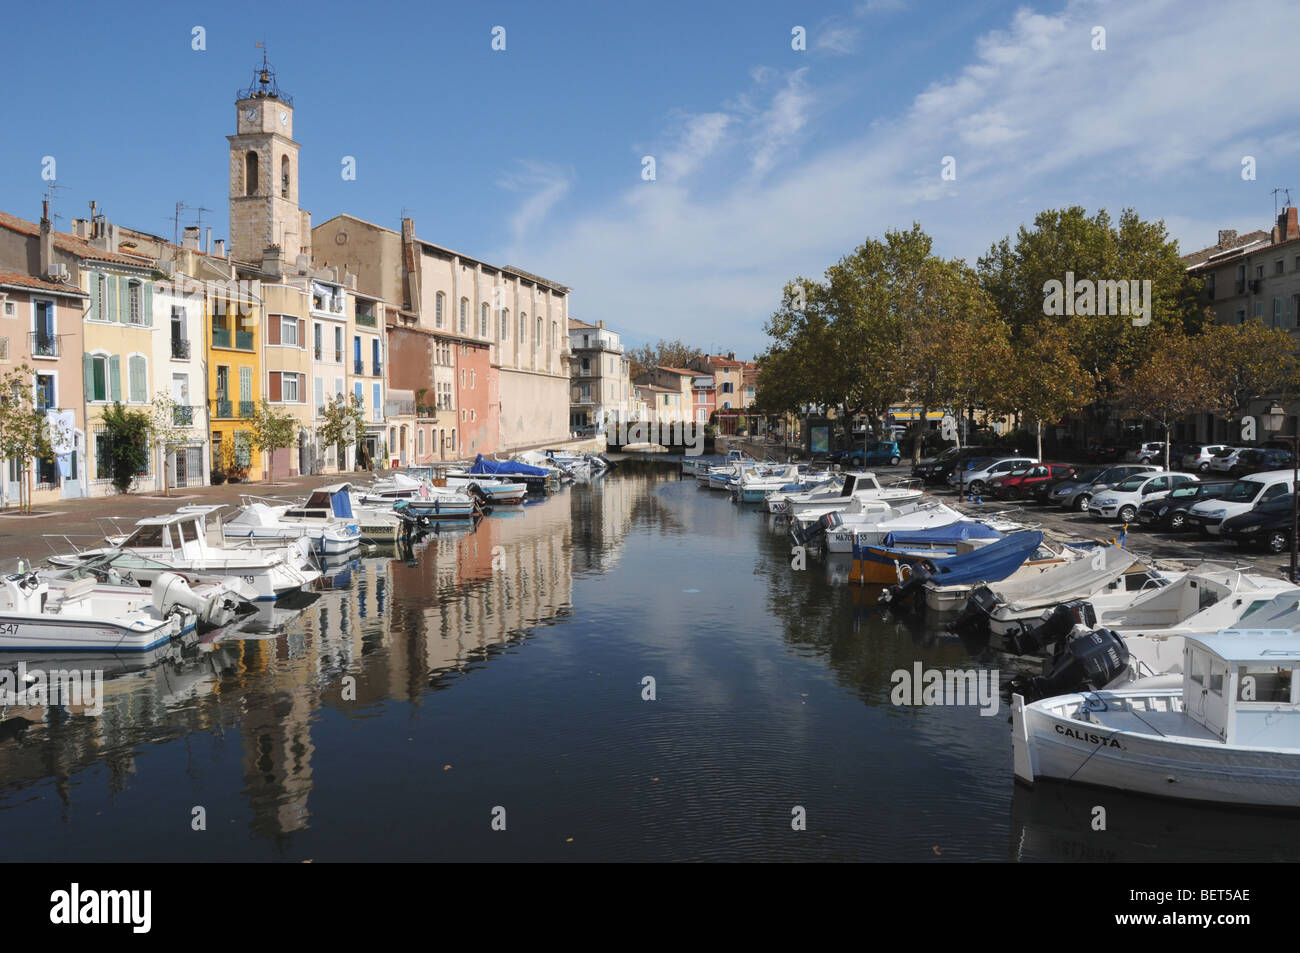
[{"x1": 109, "y1": 354, "x2": 121, "y2": 402}]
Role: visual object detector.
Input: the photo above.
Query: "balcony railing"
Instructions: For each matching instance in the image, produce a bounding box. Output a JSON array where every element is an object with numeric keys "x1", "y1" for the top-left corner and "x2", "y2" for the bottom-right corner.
[
  {"x1": 416, "y1": 404, "x2": 436, "y2": 419},
  {"x1": 213, "y1": 398, "x2": 233, "y2": 418},
  {"x1": 239, "y1": 400, "x2": 255, "y2": 418},
  {"x1": 353, "y1": 359, "x2": 364, "y2": 375},
  {"x1": 355, "y1": 310, "x2": 377, "y2": 328},
  {"x1": 372, "y1": 361, "x2": 383, "y2": 377},
  {"x1": 213, "y1": 327, "x2": 255, "y2": 350},
  {"x1": 171, "y1": 338, "x2": 191, "y2": 359},
  {"x1": 234, "y1": 330, "x2": 254, "y2": 351},
  {"x1": 172, "y1": 404, "x2": 194, "y2": 425},
  {"x1": 314, "y1": 345, "x2": 323, "y2": 360},
  {"x1": 212, "y1": 326, "x2": 230, "y2": 348},
  {"x1": 29, "y1": 332, "x2": 60, "y2": 357}
]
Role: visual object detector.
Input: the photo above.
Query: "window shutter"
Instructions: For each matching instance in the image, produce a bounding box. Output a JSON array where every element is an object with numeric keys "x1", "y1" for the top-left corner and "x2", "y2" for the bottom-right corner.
[
  {"x1": 298, "y1": 319, "x2": 305, "y2": 346},
  {"x1": 239, "y1": 366, "x2": 252, "y2": 403},
  {"x1": 83, "y1": 353, "x2": 93, "y2": 395},
  {"x1": 88, "y1": 273, "x2": 101, "y2": 321},
  {"x1": 104, "y1": 275, "x2": 117, "y2": 321},
  {"x1": 118, "y1": 277, "x2": 129, "y2": 323},
  {"x1": 143, "y1": 281, "x2": 153, "y2": 326},
  {"x1": 269, "y1": 371, "x2": 282, "y2": 402},
  {"x1": 129, "y1": 355, "x2": 146, "y2": 402},
  {"x1": 268, "y1": 316, "x2": 280, "y2": 345},
  {"x1": 109, "y1": 354, "x2": 121, "y2": 401}
]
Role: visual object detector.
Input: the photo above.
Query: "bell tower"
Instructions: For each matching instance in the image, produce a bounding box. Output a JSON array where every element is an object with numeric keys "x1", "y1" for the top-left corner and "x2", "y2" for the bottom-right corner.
[{"x1": 227, "y1": 50, "x2": 311, "y2": 267}]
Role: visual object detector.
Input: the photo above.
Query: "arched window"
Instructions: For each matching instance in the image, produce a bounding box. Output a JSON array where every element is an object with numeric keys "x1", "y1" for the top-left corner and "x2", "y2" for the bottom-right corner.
[
  {"x1": 435, "y1": 293, "x2": 444, "y2": 329},
  {"x1": 281, "y1": 155, "x2": 290, "y2": 198},
  {"x1": 459, "y1": 298, "x2": 468, "y2": 333},
  {"x1": 520, "y1": 312, "x2": 527, "y2": 340},
  {"x1": 536, "y1": 316, "x2": 542, "y2": 347},
  {"x1": 501, "y1": 309, "x2": 509, "y2": 339},
  {"x1": 480, "y1": 302, "x2": 489, "y2": 336},
  {"x1": 245, "y1": 151, "x2": 259, "y2": 196}
]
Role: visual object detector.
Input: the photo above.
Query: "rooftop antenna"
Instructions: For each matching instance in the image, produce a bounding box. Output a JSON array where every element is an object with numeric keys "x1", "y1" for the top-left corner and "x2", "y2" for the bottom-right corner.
[
  {"x1": 173, "y1": 201, "x2": 214, "y2": 245},
  {"x1": 42, "y1": 182, "x2": 71, "y2": 227},
  {"x1": 1273, "y1": 187, "x2": 1294, "y2": 218}
]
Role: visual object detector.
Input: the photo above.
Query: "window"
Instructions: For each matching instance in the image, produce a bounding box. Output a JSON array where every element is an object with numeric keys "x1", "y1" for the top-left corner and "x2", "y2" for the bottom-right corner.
[
  {"x1": 480, "y1": 302, "x2": 489, "y2": 336},
  {"x1": 460, "y1": 297, "x2": 468, "y2": 333},
  {"x1": 435, "y1": 293, "x2": 444, "y2": 329},
  {"x1": 33, "y1": 299, "x2": 55, "y2": 355},
  {"x1": 128, "y1": 354, "x2": 147, "y2": 403},
  {"x1": 1275, "y1": 297, "x2": 1284, "y2": 328},
  {"x1": 34, "y1": 373, "x2": 55, "y2": 412},
  {"x1": 283, "y1": 373, "x2": 300, "y2": 402},
  {"x1": 128, "y1": 282, "x2": 142, "y2": 324},
  {"x1": 1276, "y1": 259, "x2": 1285, "y2": 276},
  {"x1": 1255, "y1": 302, "x2": 1265, "y2": 319},
  {"x1": 501, "y1": 309, "x2": 509, "y2": 339},
  {"x1": 281, "y1": 315, "x2": 299, "y2": 346},
  {"x1": 520, "y1": 312, "x2": 527, "y2": 340},
  {"x1": 314, "y1": 322, "x2": 323, "y2": 359},
  {"x1": 234, "y1": 431, "x2": 251, "y2": 467},
  {"x1": 245, "y1": 151, "x2": 258, "y2": 196},
  {"x1": 536, "y1": 316, "x2": 542, "y2": 347},
  {"x1": 372, "y1": 382, "x2": 381, "y2": 422},
  {"x1": 281, "y1": 155, "x2": 290, "y2": 198},
  {"x1": 1236, "y1": 264, "x2": 1246, "y2": 293},
  {"x1": 1237, "y1": 665, "x2": 1293, "y2": 704},
  {"x1": 88, "y1": 354, "x2": 108, "y2": 402},
  {"x1": 418, "y1": 428, "x2": 425, "y2": 454},
  {"x1": 2, "y1": 301, "x2": 12, "y2": 317},
  {"x1": 1256, "y1": 264, "x2": 1265, "y2": 279},
  {"x1": 334, "y1": 326, "x2": 343, "y2": 362},
  {"x1": 239, "y1": 366, "x2": 252, "y2": 406}
]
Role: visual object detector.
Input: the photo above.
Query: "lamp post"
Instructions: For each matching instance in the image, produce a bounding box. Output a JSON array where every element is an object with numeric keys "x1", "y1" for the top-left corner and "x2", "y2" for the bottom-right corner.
[{"x1": 1265, "y1": 403, "x2": 1299, "y2": 583}]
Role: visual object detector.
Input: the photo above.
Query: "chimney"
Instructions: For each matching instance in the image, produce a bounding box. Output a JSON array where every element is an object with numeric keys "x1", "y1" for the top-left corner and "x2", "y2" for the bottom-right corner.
[
  {"x1": 597, "y1": 320, "x2": 605, "y2": 328},
  {"x1": 262, "y1": 244, "x2": 282, "y2": 277},
  {"x1": 1281, "y1": 207, "x2": 1300, "y2": 242},
  {"x1": 182, "y1": 226, "x2": 201, "y2": 251},
  {"x1": 205, "y1": 227, "x2": 212, "y2": 254},
  {"x1": 1218, "y1": 229, "x2": 1237, "y2": 249},
  {"x1": 214, "y1": 239, "x2": 226, "y2": 258},
  {"x1": 39, "y1": 200, "x2": 54, "y2": 276}
]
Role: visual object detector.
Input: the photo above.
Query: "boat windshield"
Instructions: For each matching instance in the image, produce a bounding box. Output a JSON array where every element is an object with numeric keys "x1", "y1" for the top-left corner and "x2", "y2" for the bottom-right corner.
[
  {"x1": 122, "y1": 524, "x2": 167, "y2": 548},
  {"x1": 1223, "y1": 480, "x2": 1264, "y2": 503}
]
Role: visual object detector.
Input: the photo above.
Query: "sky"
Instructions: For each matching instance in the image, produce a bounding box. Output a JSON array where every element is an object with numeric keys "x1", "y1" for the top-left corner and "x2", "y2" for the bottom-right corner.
[{"x1": 3, "y1": 0, "x2": 1298, "y2": 358}]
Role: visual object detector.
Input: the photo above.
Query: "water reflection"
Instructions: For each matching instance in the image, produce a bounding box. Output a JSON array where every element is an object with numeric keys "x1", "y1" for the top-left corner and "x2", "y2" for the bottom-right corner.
[{"x1": 1, "y1": 463, "x2": 1297, "y2": 860}]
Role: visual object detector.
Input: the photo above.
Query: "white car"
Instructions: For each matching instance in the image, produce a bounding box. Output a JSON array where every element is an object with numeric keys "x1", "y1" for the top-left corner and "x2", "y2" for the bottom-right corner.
[
  {"x1": 1181, "y1": 444, "x2": 1231, "y2": 472},
  {"x1": 947, "y1": 456, "x2": 1038, "y2": 495},
  {"x1": 1125, "y1": 441, "x2": 1165, "y2": 464},
  {"x1": 1088, "y1": 471, "x2": 1200, "y2": 522},
  {"x1": 1208, "y1": 448, "x2": 1247, "y2": 475},
  {"x1": 1186, "y1": 470, "x2": 1297, "y2": 535}
]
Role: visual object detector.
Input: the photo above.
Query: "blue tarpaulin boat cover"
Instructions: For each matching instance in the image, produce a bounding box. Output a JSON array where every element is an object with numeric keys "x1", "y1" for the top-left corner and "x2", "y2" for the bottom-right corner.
[
  {"x1": 882, "y1": 521, "x2": 1002, "y2": 548},
  {"x1": 921, "y1": 530, "x2": 1044, "y2": 586},
  {"x1": 330, "y1": 488, "x2": 354, "y2": 519},
  {"x1": 467, "y1": 454, "x2": 550, "y2": 477}
]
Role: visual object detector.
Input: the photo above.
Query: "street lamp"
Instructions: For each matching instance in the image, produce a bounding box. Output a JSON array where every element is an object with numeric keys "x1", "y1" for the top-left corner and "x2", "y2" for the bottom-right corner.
[{"x1": 1265, "y1": 402, "x2": 1299, "y2": 584}]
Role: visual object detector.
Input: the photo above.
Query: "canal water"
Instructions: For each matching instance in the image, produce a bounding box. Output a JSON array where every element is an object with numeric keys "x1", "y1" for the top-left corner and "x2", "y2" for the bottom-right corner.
[{"x1": 4, "y1": 460, "x2": 1300, "y2": 861}]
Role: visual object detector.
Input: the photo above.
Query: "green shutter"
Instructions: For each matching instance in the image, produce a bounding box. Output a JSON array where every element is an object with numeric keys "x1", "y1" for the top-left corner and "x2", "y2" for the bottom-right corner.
[
  {"x1": 129, "y1": 355, "x2": 146, "y2": 403},
  {"x1": 88, "y1": 273, "x2": 100, "y2": 321},
  {"x1": 109, "y1": 354, "x2": 121, "y2": 402},
  {"x1": 118, "y1": 277, "x2": 129, "y2": 324},
  {"x1": 143, "y1": 281, "x2": 153, "y2": 326},
  {"x1": 104, "y1": 276, "x2": 116, "y2": 321},
  {"x1": 83, "y1": 353, "x2": 94, "y2": 397}
]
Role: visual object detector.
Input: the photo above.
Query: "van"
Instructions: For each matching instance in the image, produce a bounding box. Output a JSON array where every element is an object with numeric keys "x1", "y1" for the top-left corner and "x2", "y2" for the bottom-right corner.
[{"x1": 1184, "y1": 469, "x2": 1296, "y2": 535}]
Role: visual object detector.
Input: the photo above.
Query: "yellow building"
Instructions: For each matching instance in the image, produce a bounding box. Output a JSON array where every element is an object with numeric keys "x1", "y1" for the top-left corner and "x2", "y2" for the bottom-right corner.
[{"x1": 207, "y1": 283, "x2": 264, "y2": 482}]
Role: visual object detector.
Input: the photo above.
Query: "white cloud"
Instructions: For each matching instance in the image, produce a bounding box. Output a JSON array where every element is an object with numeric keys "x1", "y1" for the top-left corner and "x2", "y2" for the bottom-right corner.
[
  {"x1": 495, "y1": 0, "x2": 1300, "y2": 355},
  {"x1": 498, "y1": 160, "x2": 573, "y2": 244},
  {"x1": 814, "y1": 24, "x2": 860, "y2": 54}
]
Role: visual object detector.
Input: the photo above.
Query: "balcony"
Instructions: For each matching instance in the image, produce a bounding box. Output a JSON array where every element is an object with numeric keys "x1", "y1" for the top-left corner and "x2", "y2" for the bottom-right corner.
[
  {"x1": 171, "y1": 338, "x2": 191, "y2": 360},
  {"x1": 355, "y1": 310, "x2": 377, "y2": 328},
  {"x1": 314, "y1": 345, "x2": 323, "y2": 360},
  {"x1": 416, "y1": 404, "x2": 436, "y2": 419},
  {"x1": 213, "y1": 327, "x2": 255, "y2": 350},
  {"x1": 372, "y1": 361, "x2": 383, "y2": 377},
  {"x1": 234, "y1": 330, "x2": 254, "y2": 351},
  {"x1": 353, "y1": 359, "x2": 364, "y2": 375},
  {"x1": 239, "y1": 400, "x2": 255, "y2": 418},
  {"x1": 172, "y1": 404, "x2": 194, "y2": 426},
  {"x1": 29, "y1": 332, "x2": 61, "y2": 358},
  {"x1": 212, "y1": 399, "x2": 233, "y2": 418},
  {"x1": 212, "y1": 326, "x2": 230, "y2": 348}
]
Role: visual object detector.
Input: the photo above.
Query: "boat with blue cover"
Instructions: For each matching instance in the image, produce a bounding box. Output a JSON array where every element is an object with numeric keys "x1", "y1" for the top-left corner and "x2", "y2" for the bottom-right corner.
[{"x1": 856, "y1": 527, "x2": 1044, "y2": 592}]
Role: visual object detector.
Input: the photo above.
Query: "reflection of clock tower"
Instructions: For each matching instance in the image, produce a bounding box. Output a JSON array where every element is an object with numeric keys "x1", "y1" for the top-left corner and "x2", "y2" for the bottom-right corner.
[{"x1": 227, "y1": 52, "x2": 311, "y2": 266}]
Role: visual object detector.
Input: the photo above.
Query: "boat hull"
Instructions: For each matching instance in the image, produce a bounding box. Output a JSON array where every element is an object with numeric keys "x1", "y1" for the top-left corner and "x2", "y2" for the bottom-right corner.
[{"x1": 0, "y1": 613, "x2": 191, "y2": 653}]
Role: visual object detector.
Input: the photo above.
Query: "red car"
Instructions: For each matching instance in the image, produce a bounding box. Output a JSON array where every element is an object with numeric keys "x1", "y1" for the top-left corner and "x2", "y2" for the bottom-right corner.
[{"x1": 990, "y1": 462, "x2": 1078, "y2": 500}]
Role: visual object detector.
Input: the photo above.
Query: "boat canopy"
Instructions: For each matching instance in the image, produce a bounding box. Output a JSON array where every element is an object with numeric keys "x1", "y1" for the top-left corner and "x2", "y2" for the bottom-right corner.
[
  {"x1": 860, "y1": 530, "x2": 1043, "y2": 586},
  {"x1": 226, "y1": 503, "x2": 280, "y2": 527},
  {"x1": 882, "y1": 521, "x2": 1003, "y2": 547},
  {"x1": 468, "y1": 454, "x2": 550, "y2": 477},
  {"x1": 989, "y1": 544, "x2": 1139, "y2": 611}
]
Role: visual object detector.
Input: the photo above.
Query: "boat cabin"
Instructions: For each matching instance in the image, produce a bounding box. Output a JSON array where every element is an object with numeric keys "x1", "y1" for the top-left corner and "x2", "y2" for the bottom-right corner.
[
  {"x1": 281, "y1": 484, "x2": 356, "y2": 521},
  {"x1": 122, "y1": 506, "x2": 222, "y2": 559},
  {"x1": 839, "y1": 472, "x2": 882, "y2": 496},
  {"x1": 1183, "y1": 622, "x2": 1300, "y2": 746}
]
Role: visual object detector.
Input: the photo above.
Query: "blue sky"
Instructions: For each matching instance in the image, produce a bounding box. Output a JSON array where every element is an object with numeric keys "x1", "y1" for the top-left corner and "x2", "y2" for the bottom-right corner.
[{"x1": 3, "y1": 0, "x2": 1297, "y2": 357}]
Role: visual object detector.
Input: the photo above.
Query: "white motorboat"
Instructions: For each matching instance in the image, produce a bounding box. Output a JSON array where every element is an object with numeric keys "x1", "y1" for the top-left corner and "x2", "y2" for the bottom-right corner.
[
  {"x1": 1012, "y1": 625, "x2": 1300, "y2": 808},
  {"x1": 782, "y1": 472, "x2": 924, "y2": 520},
  {"x1": 816, "y1": 500, "x2": 967, "y2": 553},
  {"x1": 765, "y1": 472, "x2": 838, "y2": 513},
  {"x1": 732, "y1": 464, "x2": 801, "y2": 501},
  {"x1": 0, "y1": 569, "x2": 198, "y2": 654},
  {"x1": 223, "y1": 486, "x2": 363, "y2": 554},
  {"x1": 356, "y1": 473, "x2": 479, "y2": 518},
  {"x1": 921, "y1": 539, "x2": 1094, "y2": 613},
  {"x1": 429, "y1": 468, "x2": 528, "y2": 505},
  {"x1": 47, "y1": 506, "x2": 321, "y2": 602}
]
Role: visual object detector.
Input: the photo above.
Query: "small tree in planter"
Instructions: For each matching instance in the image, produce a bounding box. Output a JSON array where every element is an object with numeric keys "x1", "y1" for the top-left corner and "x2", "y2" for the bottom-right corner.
[
  {"x1": 102, "y1": 401, "x2": 151, "y2": 494},
  {"x1": 250, "y1": 400, "x2": 299, "y2": 485}
]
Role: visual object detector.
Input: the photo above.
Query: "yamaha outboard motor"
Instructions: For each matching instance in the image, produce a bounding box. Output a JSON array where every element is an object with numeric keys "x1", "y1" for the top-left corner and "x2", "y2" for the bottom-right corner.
[
  {"x1": 879, "y1": 561, "x2": 935, "y2": 609},
  {"x1": 1007, "y1": 626, "x2": 1130, "y2": 702},
  {"x1": 1006, "y1": 599, "x2": 1097, "y2": 656},
  {"x1": 949, "y1": 584, "x2": 996, "y2": 635}
]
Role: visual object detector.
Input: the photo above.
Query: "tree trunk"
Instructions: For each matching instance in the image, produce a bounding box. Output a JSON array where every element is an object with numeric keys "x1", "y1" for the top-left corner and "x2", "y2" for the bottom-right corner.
[
  {"x1": 1036, "y1": 417, "x2": 1044, "y2": 461},
  {"x1": 162, "y1": 448, "x2": 170, "y2": 497}
]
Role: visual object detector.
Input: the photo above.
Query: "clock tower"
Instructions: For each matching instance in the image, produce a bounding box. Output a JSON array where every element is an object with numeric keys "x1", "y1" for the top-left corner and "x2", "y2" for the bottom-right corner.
[{"x1": 227, "y1": 52, "x2": 311, "y2": 267}]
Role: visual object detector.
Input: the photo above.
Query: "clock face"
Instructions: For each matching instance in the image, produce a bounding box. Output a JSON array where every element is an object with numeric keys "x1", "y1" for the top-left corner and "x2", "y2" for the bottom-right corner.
[
  {"x1": 279, "y1": 111, "x2": 288, "y2": 125},
  {"x1": 245, "y1": 107, "x2": 258, "y2": 121}
]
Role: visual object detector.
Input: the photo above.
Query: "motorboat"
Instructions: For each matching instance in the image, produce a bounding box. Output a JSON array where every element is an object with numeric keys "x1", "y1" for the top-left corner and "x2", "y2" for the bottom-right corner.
[
  {"x1": 1012, "y1": 625, "x2": 1300, "y2": 808},
  {"x1": 356, "y1": 473, "x2": 480, "y2": 519},
  {"x1": 46, "y1": 506, "x2": 320, "y2": 602},
  {"x1": 804, "y1": 500, "x2": 969, "y2": 553},
  {"x1": 467, "y1": 454, "x2": 555, "y2": 492},
  {"x1": 222, "y1": 487, "x2": 363, "y2": 554},
  {"x1": 765, "y1": 472, "x2": 838, "y2": 513},
  {"x1": 423, "y1": 467, "x2": 528, "y2": 505},
  {"x1": 782, "y1": 472, "x2": 924, "y2": 519},
  {"x1": 0, "y1": 569, "x2": 199, "y2": 654},
  {"x1": 733, "y1": 464, "x2": 802, "y2": 502}
]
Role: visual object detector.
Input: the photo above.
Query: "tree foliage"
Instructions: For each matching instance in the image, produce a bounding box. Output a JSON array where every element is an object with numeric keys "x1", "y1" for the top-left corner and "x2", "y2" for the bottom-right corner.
[
  {"x1": 102, "y1": 401, "x2": 151, "y2": 494},
  {"x1": 627, "y1": 339, "x2": 705, "y2": 380},
  {"x1": 250, "y1": 400, "x2": 299, "y2": 485},
  {"x1": 0, "y1": 365, "x2": 55, "y2": 511},
  {"x1": 317, "y1": 392, "x2": 366, "y2": 469}
]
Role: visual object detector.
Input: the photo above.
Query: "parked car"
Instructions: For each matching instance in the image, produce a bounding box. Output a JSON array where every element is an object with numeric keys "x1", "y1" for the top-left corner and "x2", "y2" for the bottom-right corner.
[
  {"x1": 1180, "y1": 444, "x2": 1231, "y2": 473},
  {"x1": 1220, "y1": 494, "x2": 1298, "y2": 553},
  {"x1": 1208, "y1": 447, "x2": 1247, "y2": 475},
  {"x1": 1045, "y1": 464, "x2": 1161, "y2": 511},
  {"x1": 1088, "y1": 472, "x2": 1200, "y2": 522},
  {"x1": 1030, "y1": 464, "x2": 1104, "y2": 504},
  {"x1": 1136, "y1": 480, "x2": 1234, "y2": 531},
  {"x1": 948, "y1": 456, "x2": 1038, "y2": 495},
  {"x1": 1231, "y1": 447, "x2": 1294, "y2": 477},
  {"x1": 847, "y1": 440, "x2": 902, "y2": 467},
  {"x1": 1185, "y1": 470, "x2": 1297, "y2": 535},
  {"x1": 990, "y1": 462, "x2": 1077, "y2": 500},
  {"x1": 1125, "y1": 441, "x2": 1166, "y2": 464},
  {"x1": 911, "y1": 445, "x2": 1015, "y2": 484},
  {"x1": 1085, "y1": 440, "x2": 1126, "y2": 463},
  {"x1": 829, "y1": 441, "x2": 865, "y2": 465}
]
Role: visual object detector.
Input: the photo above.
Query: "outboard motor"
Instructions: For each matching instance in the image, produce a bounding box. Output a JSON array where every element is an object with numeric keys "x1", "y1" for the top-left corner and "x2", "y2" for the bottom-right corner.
[
  {"x1": 152, "y1": 572, "x2": 203, "y2": 626},
  {"x1": 949, "y1": 585, "x2": 995, "y2": 635},
  {"x1": 879, "y1": 561, "x2": 935, "y2": 609},
  {"x1": 1007, "y1": 626, "x2": 1130, "y2": 702},
  {"x1": 1006, "y1": 599, "x2": 1097, "y2": 655}
]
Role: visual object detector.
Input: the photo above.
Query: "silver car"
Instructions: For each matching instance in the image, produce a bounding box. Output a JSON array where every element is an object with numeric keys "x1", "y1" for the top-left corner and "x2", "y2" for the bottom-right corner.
[{"x1": 1181, "y1": 444, "x2": 1230, "y2": 472}]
